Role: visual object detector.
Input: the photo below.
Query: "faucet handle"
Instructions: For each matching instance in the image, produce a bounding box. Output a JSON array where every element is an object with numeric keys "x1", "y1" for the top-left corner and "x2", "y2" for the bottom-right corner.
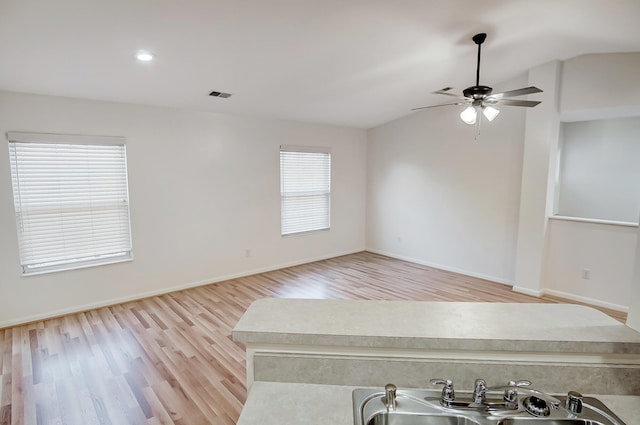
[
  {"x1": 430, "y1": 379, "x2": 455, "y2": 402},
  {"x1": 565, "y1": 391, "x2": 583, "y2": 414},
  {"x1": 473, "y1": 379, "x2": 488, "y2": 404},
  {"x1": 504, "y1": 380, "x2": 531, "y2": 403},
  {"x1": 383, "y1": 383, "x2": 397, "y2": 410}
]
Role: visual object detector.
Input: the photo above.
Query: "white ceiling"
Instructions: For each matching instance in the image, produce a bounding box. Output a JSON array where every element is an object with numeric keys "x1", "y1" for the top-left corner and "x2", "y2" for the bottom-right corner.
[{"x1": 1, "y1": 0, "x2": 640, "y2": 129}]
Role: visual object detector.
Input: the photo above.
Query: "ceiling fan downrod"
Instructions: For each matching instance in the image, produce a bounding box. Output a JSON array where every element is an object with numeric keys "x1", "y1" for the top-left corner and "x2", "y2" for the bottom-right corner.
[
  {"x1": 472, "y1": 32, "x2": 486, "y2": 87},
  {"x1": 463, "y1": 33, "x2": 492, "y2": 99}
]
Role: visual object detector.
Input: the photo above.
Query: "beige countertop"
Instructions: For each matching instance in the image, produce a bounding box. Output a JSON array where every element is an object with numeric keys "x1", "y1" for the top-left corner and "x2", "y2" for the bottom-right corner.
[
  {"x1": 237, "y1": 382, "x2": 640, "y2": 425},
  {"x1": 233, "y1": 298, "x2": 640, "y2": 354}
]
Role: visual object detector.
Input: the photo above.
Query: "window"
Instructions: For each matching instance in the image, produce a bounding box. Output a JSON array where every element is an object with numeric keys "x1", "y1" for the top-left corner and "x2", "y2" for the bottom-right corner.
[
  {"x1": 7, "y1": 132, "x2": 133, "y2": 275},
  {"x1": 280, "y1": 146, "x2": 331, "y2": 236}
]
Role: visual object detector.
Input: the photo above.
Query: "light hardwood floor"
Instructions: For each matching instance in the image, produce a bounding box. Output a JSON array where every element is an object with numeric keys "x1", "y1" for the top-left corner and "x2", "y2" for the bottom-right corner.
[{"x1": 0, "y1": 252, "x2": 627, "y2": 425}]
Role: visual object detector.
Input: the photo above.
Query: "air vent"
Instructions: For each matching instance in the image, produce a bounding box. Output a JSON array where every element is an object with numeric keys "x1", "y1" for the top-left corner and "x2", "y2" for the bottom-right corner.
[{"x1": 209, "y1": 90, "x2": 232, "y2": 98}]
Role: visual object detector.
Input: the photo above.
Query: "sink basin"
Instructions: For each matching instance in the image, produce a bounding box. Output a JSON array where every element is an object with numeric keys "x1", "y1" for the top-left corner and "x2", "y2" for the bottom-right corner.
[{"x1": 367, "y1": 412, "x2": 480, "y2": 425}]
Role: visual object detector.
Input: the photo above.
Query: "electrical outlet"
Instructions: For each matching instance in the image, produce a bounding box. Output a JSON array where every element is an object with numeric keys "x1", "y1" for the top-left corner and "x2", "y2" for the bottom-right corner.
[
  {"x1": 397, "y1": 236, "x2": 402, "y2": 243},
  {"x1": 245, "y1": 249, "x2": 251, "y2": 258},
  {"x1": 582, "y1": 268, "x2": 591, "y2": 280}
]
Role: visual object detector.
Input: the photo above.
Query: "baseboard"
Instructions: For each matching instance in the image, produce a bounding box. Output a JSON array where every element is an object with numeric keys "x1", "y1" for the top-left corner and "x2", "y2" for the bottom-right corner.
[
  {"x1": 366, "y1": 250, "x2": 629, "y2": 313},
  {"x1": 0, "y1": 248, "x2": 366, "y2": 328},
  {"x1": 541, "y1": 289, "x2": 628, "y2": 313},
  {"x1": 512, "y1": 286, "x2": 542, "y2": 297},
  {"x1": 366, "y1": 249, "x2": 514, "y2": 286},
  {"x1": 5, "y1": 248, "x2": 626, "y2": 328}
]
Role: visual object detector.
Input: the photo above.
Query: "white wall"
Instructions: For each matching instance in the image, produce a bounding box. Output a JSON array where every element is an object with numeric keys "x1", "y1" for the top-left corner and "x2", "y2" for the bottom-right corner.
[
  {"x1": 558, "y1": 117, "x2": 640, "y2": 223},
  {"x1": 366, "y1": 76, "x2": 526, "y2": 284},
  {"x1": 0, "y1": 90, "x2": 367, "y2": 327},
  {"x1": 545, "y1": 219, "x2": 636, "y2": 311},
  {"x1": 560, "y1": 53, "x2": 640, "y2": 121},
  {"x1": 513, "y1": 61, "x2": 562, "y2": 296},
  {"x1": 541, "y1": 53, "x2": 640, "y2": 312}
]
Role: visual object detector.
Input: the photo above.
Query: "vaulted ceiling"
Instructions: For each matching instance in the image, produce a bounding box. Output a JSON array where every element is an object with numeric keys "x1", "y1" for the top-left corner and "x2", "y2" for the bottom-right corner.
[{"x1": 1, "y1": 0, "x2": 640, "y2": 128}]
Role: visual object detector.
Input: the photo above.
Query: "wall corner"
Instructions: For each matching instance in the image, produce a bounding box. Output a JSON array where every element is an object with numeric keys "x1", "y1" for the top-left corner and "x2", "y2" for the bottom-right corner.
[{"x1": 513, "y1": 60, "x2": 562, "y2": 294}]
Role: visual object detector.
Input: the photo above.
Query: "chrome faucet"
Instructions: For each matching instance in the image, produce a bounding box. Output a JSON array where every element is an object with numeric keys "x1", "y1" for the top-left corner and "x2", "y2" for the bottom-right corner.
[
  {"x1": 475, "y1": 379, "x2": 534, "y2": 407},
  {"x1": 504, "y1": 380, "x2": 532, "y2": 405},
  {"x1": 430, "y1": 378, "x2": 561, "y2": 411}
]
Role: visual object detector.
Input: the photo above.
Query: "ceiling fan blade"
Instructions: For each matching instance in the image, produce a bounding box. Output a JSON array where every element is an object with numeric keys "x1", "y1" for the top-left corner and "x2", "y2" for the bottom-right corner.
[
  {"x1": 411, "y1": 102, "x2": 466, "y2": 111},
  {"x1": 490, "y1": 86, "x2": 543, "y2": 99},
  {"x1": 433, "y1": 90, "x2": 466, "y2": 99},
  {"x1": 494, "y1": 99, "x2": 541, "y2": 107}
]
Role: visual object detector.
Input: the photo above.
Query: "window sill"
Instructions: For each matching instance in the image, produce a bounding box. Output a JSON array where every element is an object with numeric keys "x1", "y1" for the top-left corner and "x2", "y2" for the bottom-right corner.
[
  {"x1": 282, "y1": 228, "x2": 330, "y2": 238},
  {"x1": 21, "y1": 255, "x2": 133, "y2": 277},
  {"x1": 549, "y1": 215, "x2": 638, "y2": 228}
]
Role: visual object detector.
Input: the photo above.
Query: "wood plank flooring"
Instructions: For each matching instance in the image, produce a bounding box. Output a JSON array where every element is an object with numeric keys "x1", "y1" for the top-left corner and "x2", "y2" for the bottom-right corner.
[{"x1": 0, "y1": 252, "x2": 627, "y2": 425}]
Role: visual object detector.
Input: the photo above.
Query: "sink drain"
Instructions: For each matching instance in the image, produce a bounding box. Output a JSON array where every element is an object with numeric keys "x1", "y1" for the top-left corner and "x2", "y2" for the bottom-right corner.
[{"x1": 523, "y1": 396, "x2": 551, "y2": 417}]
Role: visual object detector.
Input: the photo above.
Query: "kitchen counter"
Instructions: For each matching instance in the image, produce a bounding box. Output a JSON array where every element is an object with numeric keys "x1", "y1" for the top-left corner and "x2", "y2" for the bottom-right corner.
[
  {"x1": 232, "y1": 299, "x2": 640, "y2": 394},
  {"x1": 237, "y1": 382, "x2": 640, "y2": 425},
  {"x1": 233, "y1": 298, "x2": 640, "y2": 354}
]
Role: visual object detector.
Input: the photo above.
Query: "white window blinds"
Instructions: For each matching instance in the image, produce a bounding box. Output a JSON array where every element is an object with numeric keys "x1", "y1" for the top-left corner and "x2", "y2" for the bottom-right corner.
[
  {"x1": 280, "y1": 146, "x2": 331, "y2": 236},
  {"x1": 7, "y1": 132, "x2": 133, "y2": 274}
]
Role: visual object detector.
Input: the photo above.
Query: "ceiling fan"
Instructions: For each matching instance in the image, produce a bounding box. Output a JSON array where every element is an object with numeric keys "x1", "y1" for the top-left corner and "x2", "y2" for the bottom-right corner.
[{"x1": 412, "y1": 33, "x2": 543, "y2": 125}]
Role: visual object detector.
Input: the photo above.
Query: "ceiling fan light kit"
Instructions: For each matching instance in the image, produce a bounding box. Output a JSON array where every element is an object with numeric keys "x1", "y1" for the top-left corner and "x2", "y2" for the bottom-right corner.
[
  {"x1": 412, "y1": 32, "x2": 543, "y2": 128},
  {"x1": 460, "y1": 104, "x2": 500, "y2": 125},
  {"x1": 460, "y1": 106, "x2": 477, "y2": 124},
  {"x1": 482, "y1": 105, "x2": 500, "y2": 121}
]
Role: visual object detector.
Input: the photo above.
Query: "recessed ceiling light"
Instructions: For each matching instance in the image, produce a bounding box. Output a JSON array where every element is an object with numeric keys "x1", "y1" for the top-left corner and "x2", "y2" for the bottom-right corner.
[{"x1": 136, "y1": 51, "x2": 154, "y2": 62}]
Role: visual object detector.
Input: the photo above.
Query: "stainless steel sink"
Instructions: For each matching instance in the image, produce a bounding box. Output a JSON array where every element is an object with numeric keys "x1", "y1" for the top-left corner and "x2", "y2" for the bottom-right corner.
[
  {"x1": 366, "y1": 412, "x2": 480, "y2": 425},
  {"x1": 353, "y1": 386, "x2": 626, "y2": 425}
]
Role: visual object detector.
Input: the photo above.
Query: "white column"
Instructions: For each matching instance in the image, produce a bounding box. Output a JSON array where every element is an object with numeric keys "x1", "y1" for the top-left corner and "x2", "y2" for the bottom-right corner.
[{"x1": 513, "y1": 61, "x2": 561, "y2": 296}]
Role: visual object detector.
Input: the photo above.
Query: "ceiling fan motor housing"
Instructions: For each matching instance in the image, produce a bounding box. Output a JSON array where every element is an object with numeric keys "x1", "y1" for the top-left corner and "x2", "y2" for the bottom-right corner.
[{"x1": 463, "y1": 85, "x2": 492, "y2": 99}]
